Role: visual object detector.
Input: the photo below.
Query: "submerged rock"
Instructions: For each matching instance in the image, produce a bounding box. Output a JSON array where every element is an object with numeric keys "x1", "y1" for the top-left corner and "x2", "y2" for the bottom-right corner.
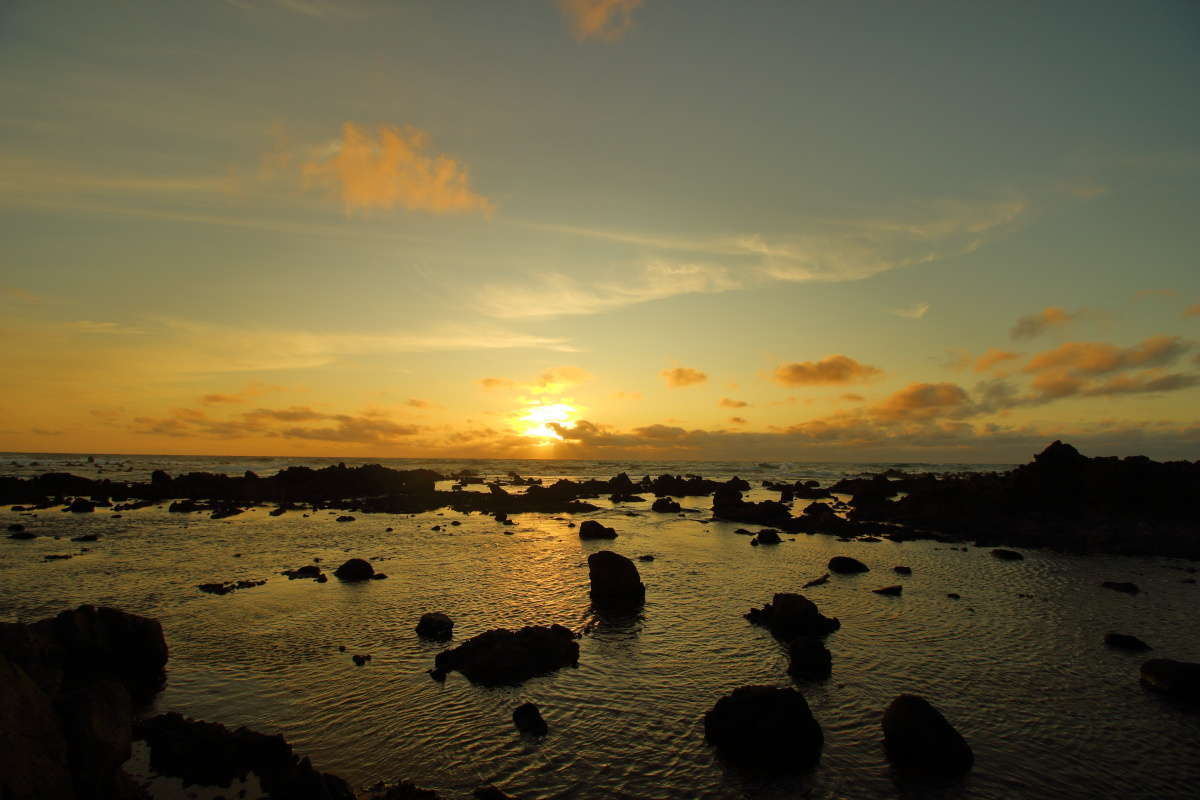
[
  {"x1": 754, "y1": 529, "x2": 782, "y2": 545},
  {"x1": 512, "y1": 702, "x2": 548, "y2": 735},
  {"x1": 416, "y1": 612, "x2": 455, "y2": 641},
  {"x1": 893, "y1": 565, "x2": 912, "y2": 575},
  {"x1": 431, "y1": 625, "x2": 579, "y2": 686},
  {"x1": 198, "y1": 579, "x2": 266, "y2": 596},
  {"x1": 587, "y1": 550, "x2": 645, "y2": 614},
  {"x1": 803, "y1": 573, "x2": 830, "y2": 588},
  {"x1": 991, "y1": 549, "x2": 1024, "y2": 561},
  {"x1": 882, "y1": 694, "x2": 973, "y2": 775},
  {"x1": 872, "y1": 585, "x2": 903, "y2": 596},
  {"x1": 1140, "y1": 659, "x2": 1200, "y2": 701},
  {"x1": 1105, "y1": 632, "x2": 1151, "y2": 652},
  {"x1": 578, "y1": 520, "x2": 618, "y2": 540},
  {"x1": 704, "y1": 685, "x2": 823, "y2": 770},
  {"x1": 745, "y1": 593, "x2": 839, "y2": 640},
  {"x1": 1101, "y1": 581, "x2": 1139, "y2": 594},
  {"x1": 828, "y1": 556, "x2": 869, "y2": 574},
  {"x1": 334, "y1": 558, "x2": 374, "y2": 581}
]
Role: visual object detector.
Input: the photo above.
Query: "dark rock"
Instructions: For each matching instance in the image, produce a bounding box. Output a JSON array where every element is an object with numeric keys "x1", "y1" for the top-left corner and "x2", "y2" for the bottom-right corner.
[
  {"x1": 198, "y1": 579, "x2": 266, "y2": 595},
  {"x1": 283, "y1": 565, "x2": 324, "y2": 580},
  {"x1": 7, "y1": 523, "x2": 25, "y2": 532},
  {"x1": 745, "y1": 593, "x2": 839, "y2": 639},
  {"x1": 893, "y1": 565, "x2": 912, "y2": 575},
  {"x1": 828, "y1": 556, "x2": 869, "y2": 574},
  {"x1": 991, "y1": 548, "x2": 1024, "y2": 561},
  {"x1": 882, "y1": 694, "x2": 973, "y2": 775},
  {"x1": 416, "y1": 612, "x2": 455, "y2": 641},
  {"x1": 754, "y1": 529, "x2": 782, "y2": 545},
  {"x1": 1140, "y1": 659, "x2": 1200, "y2": 701},
  {"x1": 802, "y1": 573, "x2": 830, "y2": 588},
  {"x1": 947, "y1": 593, "x2": 961, "y2": 599},
  {"x1": 512, "y1": 702, "x2": 548, "y2": 735},
  {"x1": 352, "y1": 654, "x2": 371, "y2": 666},
  {"x1": 431, "y1": 625, "x2": 579, "y2": 686},
  {"x1": 704, "y1": 685, "x2": 823, "y2": 770},
  {"x1": 334, "y1": 558, "x2": 374, "y2": 581},
  {"x1": 1105, "y1": 632, "x2": 1151, "y2": 651},
  {"x1": 578, "y1": 519, "x2": 617, "y2": 540},
  {"x1": 587, "y1": 550, "x2": 646, "y2": 613},
  {"x1": 651, "y1": 497, "x2": 681, "y2": 513},
  {"x1": 638, "y1": 554, "x2": 655, "y2": 561},
  {"x1": 336, "y1": 515, "x2": 356, "y2": 522},
  {"x1": 67, "y1": 498, "x2": 95, "y2": 513},
  {"x1": 369, "y1": 782, "x2": 443, "y2": 800},
  {"x1": 787, "y1": 636, "x2": 832, "y2": 680},
  {"x1": 873, "y1": 585, "x2": 903, "y2": 596},
  {"x1": 0, "y1": 653, "x2": 75, "y2": 798},
  {"x1": 473, "y1": 787, "x2": 515, "y2": 800},
  {"x1": 1101, "y1": 581, "x2": 1139, "y2": 594},
  {"x1": 9, "y1": 530, "x2": 36, "y2": 540},
  {"x1": 70, "y1": 533, "x2": 100, "y2": 542}
]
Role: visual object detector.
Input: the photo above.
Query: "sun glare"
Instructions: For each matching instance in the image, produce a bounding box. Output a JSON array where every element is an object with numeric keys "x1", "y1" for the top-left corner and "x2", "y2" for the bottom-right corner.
[{"x1": 519, "y1": 403, "x2": 576, "y2": 442}]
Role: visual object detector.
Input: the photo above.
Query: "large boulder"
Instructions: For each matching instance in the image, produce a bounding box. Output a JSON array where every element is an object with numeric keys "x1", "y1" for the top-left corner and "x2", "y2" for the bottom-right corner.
[
  {"x1": 431, "y1": 625, "x2": 579, "y2": 686},
  {"x1": 1140, "y1": 659, "x2": 1200, "y2": 701},
  {"x1": 828, "y1": 556, "x2": 869, "y2": 574},
  {"x1": 704, "y1": 685, "x2": 823, "y2": 770},
  {"x1": 587, "y1": 550, "x2": 645, "y2": 614},
  {"x1": 333, "y1": 558, "x2": 374, "y2": 581},
  {"x1": 578, "y1": 520, "x2": 617, "y2": 540},
  {"x1": 882, "y1": 694, "x2": 973, "y2": 775},
  {"x1": 0, "y1": 654, "x2": 75, "y2": 799},
  {"x1": 745, "y1": 593, "x2": 839, "y2": 640}
]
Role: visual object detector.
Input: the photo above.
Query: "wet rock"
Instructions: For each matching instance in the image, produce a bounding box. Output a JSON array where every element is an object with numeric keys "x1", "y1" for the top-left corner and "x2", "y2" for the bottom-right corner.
[
  {"x1": 198, "y1": 579, "x2": 266, "y2": 595},
  {"x1": 336, "y1": 515, "x2": 356, "y2": 522},
  {"x1": 44, "y1": 553, "x2": 72, "y2": 561},
  {"x1": 416, "y1": 612, "x2": 455, "y2": 641},
  {"x1": 882, "y1": 694, "x2": 973, "y2": 775},
  {"x1": 269, "y1": 506, "x2": 287, "y2": 516},
  {"x1": 802, "y1": 573, "x2": 830, "y2": 588},
  {"x1": 587, "y1": 550, "x2": 645, "y2": 613},
  {"x1": 651, "y1": 497, "x2": 681, "y2": 513},
  {"x1": 7, "y1": 523, "x2": 25, "y2": 532},
  {"x1": 1140, "y1": 659, "x2": 1200, "y2": 701},
  {"x1": 66, "y1": 498, "x2": 95, "y2": 513},
  {"x1": 991, "y1": 548, "x2": 1024, "y2": 561},
  {"x1": 578, "y1": 519, "x2": 618, "y2": 540},
  {"x1": 704, "y1": 685, "x2": 823, "y2": 770},
  {"x1": 474, "y1": 787, "x2": 515, "y2": 800},
  {"x1": 638, "y1": 554, "x2": 655, "y2": 562},
  {"x1": 0, "y1": 653, "x2": 75, "y2": 798},
  {"x1": 1105, "y1": 632, "x2": 1151, "y2": 652},
  {"x1": 8, "y1": 530, "x2": 36, "y2": 540},
  {"x1": 282, "y1": 565, "x2": 324, "y2": 580},
  {"x1": 873, "y1": 585, "x2": 903, "y2": 596},
  {"x1": 893, "y1": 565, "x2": 912, "y2": 575},
  {"x1": 787, "y1": 636, "x2": 832, "y2": 680},
  {"x1": 754, "y1": 529, "x2": 782, "y2": 545},
  {"x1": 334, "y1": 558, "x2": 374, "y2": 581},
  {"x1": 139, "y1": 712, "x2": 354, "y2": 798},
  {"x1": 745, "y1": 593, "x2": 839, "y2": 640},
  {"x1": 70, "y1": 533, "x2": 99, "y2": 542},
  {"x1": 352, "y1": 654, "x2": 371, "y2": 666},
  {"x1": 168, "y1": 499, "x2": 200, "y2": 513},
  {"x1": 828, "y1": 556, "x2": 869, "y2": 574},
  {"x1": 1101, "y1": 581, "x2": 1139, "y2": 594},
  {"x1": 947, "y1": 593, "x2": 961, "y2": 599},
  {"x1": 431, "y1": 625, "x2": 579, "y2": 686},
  {"x1": 512, "y1": 702, "x2": 548, "y2": 735}
]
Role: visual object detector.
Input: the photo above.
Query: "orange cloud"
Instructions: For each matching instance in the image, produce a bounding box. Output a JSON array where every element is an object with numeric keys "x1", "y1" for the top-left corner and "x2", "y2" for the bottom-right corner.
[
  {"x1": 661, "y1": 367, "x2": 707, "y2": 388},
  {"x1": 974, "y1": 349, "x2": 1021, "y2": 373},
  {"x1": 479, "y1": 377, "x2": 515, "y2": 390},
  {"x1": 303, "y1": 123, "x2": 492, "y2": 215},
  {"x1": 840, "y1": 393, "x2": 864, "y2": 402},
  {"x1": 719, "y1": 398, "x2": 748, "y2": 408},
  {"x1": 870, "y1": 383, "x2": 973, "y2": 422},
  {"x1": 201, "y1": 383, "x2": 285, "y2": 405},
  {"x1": 729, "y1": 416, "x2": 748, "y2": 425},
  {"x1": 1024, "y1": 336, "x2": 1189, "y2": 377},
  {"x1": 557, "y1": 0, "x2": 642, "y2": 42},
  {"x1": 1186, "y1": 304, "x2": 1200, "y2": 317},
  {"x1": 773, "y1": 355, "x2": 881, "y2": 386},
  {"x1": 1010, "y1": 306, "x2": 1079, "y2": 340}
]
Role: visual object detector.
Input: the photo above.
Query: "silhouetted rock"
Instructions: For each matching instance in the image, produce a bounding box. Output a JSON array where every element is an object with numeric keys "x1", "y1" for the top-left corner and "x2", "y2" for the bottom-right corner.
[
  {"x1": 588, "y1": 550, "x2": 645, "y2": 613},
  {"x1": 1101, "y1": 581, "x2": 1139, "y2": 594},
  {"x1": 352, "y1": 654, "x2": 371, "y2": 666},
  {"x1": 416, "y1": 612, "x2": 455, "y2": 641},
  {"x1": 803, "y1": 573, "x2": 830, "y2": 588},
  {"x1": 334, "y1": 558, "x2": 374, "y2": 581},
  {"x1": 282, "y1": 565, "x2": 324, "y2": 580},
  {"x1": 1105, "y1": 632, "x2": 1151, "y2": 651},
  {"x1": 473, "y1": 787, "x2": 515, "y2": 800},
  {"x1": 651, "y1": 497, "x2": 681, "y2": 513},
  {"x1": 369, "y1": 782, "x2": 442, "y2": 800},
  {"x1": 198, "y1": 579, "x2": 266, "y2": 595},
  {"x1": 512, "y1": 702, "x2": 548, "y2": 735},
  {"x1": 828, "y1": 556, "x2": 869, "y2": 574},
  {"x1": 66, "y1": 498, "x2": 95, "y2": 513},
  {"x1": 991, "y1": 548, "x2": 1024, "y2": 561},
  {"x1": 704, "y1": 685, "x2": 823, "y2": 770},
  {"x1": 882, "y1": 694, "x2": 973, "y2": 775},
  {"x1": 7, "y1": 523, "x2": 25, "y2": 532},
  {"x1": 8, "y1": 529, "x2": 36, "y2": 540},
  {"x1": 578, "y1": 520, "x2": 617, "y2": 540},
  {"x1": 873, "y1": 585, "x2": 903, "y2": 596},
  {"x1": 336, "y1": 514, "x2": 355, "y2": 522},
  {"x1": 788, "y1": 636, "x2": 832, "y2": 680},
  {"x1": 753, "y1": 529, "x2": 782, "y2": 545},
  {"x1": 139, "y1": 712, "x2": 354, "y2": 798},
  {"x1": 1140, "y1": 659, "x2": 1200, "y2": 701},
  {"x1": 893, "y1": 565, "x2": 912, "y2": 575},
  {"x1": 745, "y1": 593, "x2": 839, "y2": 640},
  {"x1": 70, "y1": 533, "x2": 99, "y2": 542},
  {"x1": 431, "y1": 625, "x2": 579, "y2": 686}
]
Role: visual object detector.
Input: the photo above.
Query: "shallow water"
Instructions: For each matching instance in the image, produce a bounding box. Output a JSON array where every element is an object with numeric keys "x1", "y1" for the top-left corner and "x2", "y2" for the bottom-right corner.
[{"x1": 2, "y1": 456, "x2": 1198, "y2": 799}]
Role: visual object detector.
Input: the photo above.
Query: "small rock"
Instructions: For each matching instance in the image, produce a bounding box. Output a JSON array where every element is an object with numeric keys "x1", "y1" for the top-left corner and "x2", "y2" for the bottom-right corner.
[
  {"x1": 1105, "y1": 632, "x2": 1151, "y2": 652},
  {"x1": 1101, "y1": 581, "x2": 1139, "y2": 594},
  {"x1": 512, "y1": 702, "x2": 548, "y2": 736},
  {"x1": 416, "y1": 612, "x2": 455, "y2": 641},
  {"x1": 882, "y1": 694, "x2": 973, "y2": 775},
  {"x1": 872, "y1": 585, "x2": 902, "y2": 596},
  {"x1": 578, "y1": 520, "x2": 617, "y2": 540},
  {"x1": 893, "y1": 565, "x2": 912, "y2": 575},
  {"x1": 828, "y1": 556, "x2": 869, "y2": 574},
  {"x1": 352, "y1": 654, "x2": 371, "y2": 666},
  {"x1": 991, "y1": 548, "x2": 1024, "y2": 561},
  {"x1": 336, "y1": 515, "x2": 355, "y2": 523}
]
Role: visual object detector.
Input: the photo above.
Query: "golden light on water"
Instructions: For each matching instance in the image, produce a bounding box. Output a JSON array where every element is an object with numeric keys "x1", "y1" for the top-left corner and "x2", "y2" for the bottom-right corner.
[{"x1": 519, "y1": 402, "x2": 577, "y2": 442}]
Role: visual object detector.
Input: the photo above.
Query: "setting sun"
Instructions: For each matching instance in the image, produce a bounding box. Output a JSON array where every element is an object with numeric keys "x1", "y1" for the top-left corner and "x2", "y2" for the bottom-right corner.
[{"x1": 519, "y1": 403, "x2": 577, "y2": 441}]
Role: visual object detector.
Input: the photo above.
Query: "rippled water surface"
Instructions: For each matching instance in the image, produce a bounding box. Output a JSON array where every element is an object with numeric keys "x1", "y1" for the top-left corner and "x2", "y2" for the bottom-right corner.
[{"x1": 2, "y1": 454, "x2": 1198, "y2": 799}]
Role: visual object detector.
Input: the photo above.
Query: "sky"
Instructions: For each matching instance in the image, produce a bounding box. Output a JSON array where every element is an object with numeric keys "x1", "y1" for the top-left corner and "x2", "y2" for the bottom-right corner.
[{"x1": 2, "y1": 0, "x2": 1199, "y2": 462}]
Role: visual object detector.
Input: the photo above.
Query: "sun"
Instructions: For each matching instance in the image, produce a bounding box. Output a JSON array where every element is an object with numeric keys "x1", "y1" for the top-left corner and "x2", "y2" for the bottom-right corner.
[{"x1": 519, "y1": 402, "x2": 577, "y2": 442}]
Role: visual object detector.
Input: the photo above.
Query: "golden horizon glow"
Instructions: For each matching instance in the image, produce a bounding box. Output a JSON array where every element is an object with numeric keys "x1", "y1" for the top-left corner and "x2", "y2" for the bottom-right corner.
[{"x1": 518, "y1": 403, "x2": 578, "y2": 443}]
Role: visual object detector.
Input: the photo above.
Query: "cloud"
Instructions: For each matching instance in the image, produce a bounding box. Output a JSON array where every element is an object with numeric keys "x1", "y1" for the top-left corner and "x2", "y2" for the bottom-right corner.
[
  {"x1": 661, "y1": 367, "x2": 707, "y2": 388},
  {"x1": 225, "y1": 0, "x2": 348, "y2": 16},
  {"x1": 557, "y1": 0, "x2": 642, "y2": 41},
  {"x1": 1135, "y1": 288, "x2": 1177, "y2": 299},
  {"x1": 1024, "y1": 336, "x2": 1189, "y2": 377},
  {"x1": 942, "y1": 349, "x2": 972, "y2": 372},
  {"x1": 201, "y1": 384, "x2": 285, "y2": 405},
  {"x1": 719, "y1": 398, "x2": 748, "y2": 408},
  {"x1": 1, "y1": 285, "x2": 40, "y2": 304},
  {"x1": 533, "y1": 365, "x2": 592, "y2": 394},
  {"x1": 302, "y1": 123, "x2": 492, "y2": 216},
  {"x1": 479, "y1": 377, "x2": 516, "y2": 391},
  {"x1": 278, "y1": 415, "x2": 421, "y2": 443},
  {"x1": 476, "y1": 261, "x2": 738, "y2": 319},
  {"x1": 1010, "y1": 306, "x2": 1080, "y2": 340},
  {"x1": 406, "y1": 398, "x2": 432, "y2": 408},
  {"x1": 1186, "y1": 304, "x2": 1200, "y2": 317},
  {"x1": 891, "y1": 302, "x2": 929, "y2": 319},
  {"x1": 131, "y1": 404, "x2": 421, "y2": 444},
  {"x1": 67, "y1": 320, "x2": 144, "y2": 335},
  {"x1": 840, "y1": 393, "x2": 864, "y2": 402},
  {"x1": 974, "y1": 349, "x2": 1021, "y2": 373},
  {"x1": 773, "y1": 355, "x2": 882, "y2": 386},
  {"x1": 729, "y1": 416, "x2": 748, "y2": 425},
  {"x1": 870, "y1": 383, "x2": 973, "y2": 422}
]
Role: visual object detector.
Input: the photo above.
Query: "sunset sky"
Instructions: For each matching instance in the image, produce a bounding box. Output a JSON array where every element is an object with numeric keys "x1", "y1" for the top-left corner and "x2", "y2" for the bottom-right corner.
[{"x1": 2, "y1": 0, "x2": 1199, "y2": 462}]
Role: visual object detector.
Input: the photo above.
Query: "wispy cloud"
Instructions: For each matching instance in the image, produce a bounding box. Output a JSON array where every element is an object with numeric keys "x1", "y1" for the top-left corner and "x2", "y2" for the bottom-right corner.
[
  {"x1": 661, "y1": 367, "x2": 707, "y2": 388},
  {"x1": 891, "y1": 302, "x2": 929, "y2": 319},
  {"x1": 557, "y1": 0, "x2": 643, "y2": 42},
  {"x1": 1010, "y1": 306, "x2": 1082, "y2": 340},
  {"x1": 1185, "y1": 304, "x2": 1200, "y2": 317},
  {"x1": 302, "y1": 123, "x2": 493, "y2": 216},
  {"x1": 974, "y1": 348, "x2": 1021, "y2": 373},
  {"x1": 719, "y1": 398, "x2": 748, "y2": 408}
]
